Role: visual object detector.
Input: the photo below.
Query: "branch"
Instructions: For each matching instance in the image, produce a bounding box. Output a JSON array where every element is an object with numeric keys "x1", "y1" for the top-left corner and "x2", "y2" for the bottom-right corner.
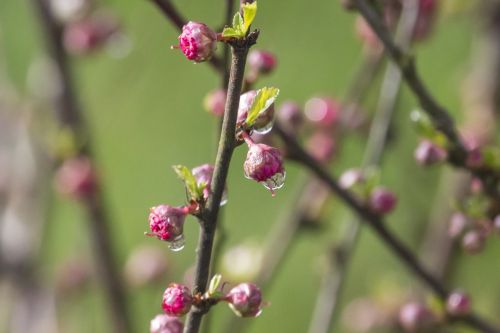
[
  {"x1": 150, "y1": 0, "x2": 224, "y2": 73},
  {"x1": 32, "y1": 1, "x2": 132, "y2": 333},
  {"x1": 352, "y1": 0, "x2": 500, "y2": 201},
  {"x1": 183, "y1": 34, "x2": 257, "y2": 333},
  {"x1": 274, "y1": 122, "x2": 500, "y2": 333}
]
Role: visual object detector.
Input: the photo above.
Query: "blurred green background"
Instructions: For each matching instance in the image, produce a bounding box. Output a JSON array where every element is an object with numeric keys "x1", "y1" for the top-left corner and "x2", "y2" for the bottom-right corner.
[{"x1": 1, "y1": 0, "x2": 499, "y2": 332}]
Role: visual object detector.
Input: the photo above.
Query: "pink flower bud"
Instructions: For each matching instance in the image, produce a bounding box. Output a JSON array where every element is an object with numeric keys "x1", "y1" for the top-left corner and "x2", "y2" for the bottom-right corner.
[
  {"x1": 369, "y1": 187, "x2": 397, "y2": 214},
  {"x1": 63, "y1": 13, "x2": 119, "y2": 55},
  {"x1": 398, "y1": 302, "x2": 436, "y2": 333},
  {"x1": 446, "y1": 291, "x2": 471, "y2": 316},
  {"x1": 277, "y1": 101, "x2": 303, "y2": 132},
  {"x1": 247, "y1": 50, "x2": 277, "y2": 75},
  {"x1": 414, "y1": 140, "x2": 446, "y2": 166},
  {"x1": 466, "y1": 147, "x2": 483, "y2": 168},
  {"x1": 448, "y1": 212, "x2": 468, "y2": 239},
  {"x1": 413, "y1": 0, "x2": 438, "y2": 41},
  {"x1": 304, "y1": 97, "x2": 340, "y2": 128},
  {"x1": 238, "y1": 90, "x2": 275, "y2": 134},
  {"x1": 243, "y1": 142, "x2": 285, "y2": 194},
  {"x1": 203, "y1": 89, "x2": 226, "y2": 117},
  {"x1": 225, "y1": 283, "x2": 263, "y2": 317},
  {"x1": 124, "y1": 246, "x2": 168, "y2": 287},
  {"x1": 177, "y1": 21, "x2": 217, "y2": 62},
  {"x1": 339, "y1": 168, "x2": 364, "y2": 189},
  {"x1": 148, "y1": 205, "x2": 187, "y2": 248},
  {"x1": 461, "y1": 230, "x2": 484, "y2": 254},
  {"x1": 56, "y1": 259, "x2": 91, "y2": 296},
  {"x1": 192, "y1": 164, "x2": 228, "y2": 205},
  {"x1": 150, "y1": 314, "x2": 183, "y2": 333},
  {"x1": 162, "y1": 283, "x2": 193, "y2": 317},
  {"x1": 54, "y1": 156, "x2": 97, "y2": 198},
  {"x1": 306, "y1": 131, "x2": 336, "y2": 163}
]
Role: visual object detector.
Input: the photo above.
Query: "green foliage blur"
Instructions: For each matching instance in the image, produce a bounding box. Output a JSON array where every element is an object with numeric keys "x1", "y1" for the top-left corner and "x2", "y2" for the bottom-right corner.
[{"x1": 1, "y1": 0, "x2": 498, "y2": 332}]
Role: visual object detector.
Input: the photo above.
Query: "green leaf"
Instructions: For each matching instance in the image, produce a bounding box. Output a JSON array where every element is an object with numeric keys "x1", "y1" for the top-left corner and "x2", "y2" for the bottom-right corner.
[
  {"x1": 173, "y1": 165, "x2": 202, "y2": 201},
  {"x1": 222, "y1": 27, "x2": 242, "y2": 38},
  {"x1": 410, "y1": 109, "x2": 448, "y2": 148},
  {"x1": 208, "y1": 274, "x2": 222, "y2": 295},
  {"x1": 242, "y1": 2, "x2": 257, "y2": 34},
  {"x1": 233, "y1": 12, "x2": 244, "y2": 31},
  {"x1": 245, "y1": 87, "x2": 280, "y2": 127}
]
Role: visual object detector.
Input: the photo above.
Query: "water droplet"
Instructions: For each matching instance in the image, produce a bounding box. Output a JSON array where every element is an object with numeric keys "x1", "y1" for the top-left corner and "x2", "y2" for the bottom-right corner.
[
  {"x1": 253, "y1": 309, "x2": 263, "y2": 317},
  {"x1": 262, "y1": 171, "x2": 286, "y2": 192},
  {"x1": 253, "y1": 120, "x2": 274, "y2": 135},
  {"x1": 168, "y1": 235, "x2": 185, "y2": 252}
]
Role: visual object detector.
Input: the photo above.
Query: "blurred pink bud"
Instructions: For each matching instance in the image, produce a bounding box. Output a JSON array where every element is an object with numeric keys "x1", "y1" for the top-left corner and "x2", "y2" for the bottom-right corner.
[
  {"x1": 203, "y1": 89, "x2": 226, "y2": 116},
  {"x1": 398, "y1": 302, "x2": 436, "y2": 332},
  {"x1": 304, "y1": 97, "x2": 340, "y2": 127},
  {"x1": 306, "y1": 131, "x2": 336, "y2": 163},
  {"x1": 446, "y1": 291, "x2": 471, "y2": 316},
  {"x1": 448, "y1": 212, "x2": 468, "y2": 239},
  {"x1": 54, "y1": 156, "x2": 97, "y2": 198},
  {"x1": 148, "y1": 205, "x2": 187, "y2": 245},
  {"x1": 466, "y1": 147, "x2": 483, "y2": 168},
  {"x1": 177, "y1": 21, "x2": 217, "y2": 62},
  {"x1": 414, "y1": 140, "x2": 446, "y2": 166},
  {"x1": 247, "y1": 50, "x2": 277, "y2": 75},
  {"x1": 369, "y1": 187, "x2": 397, "y2": 214},
  {"x1": 56, "y1": 259, "x2": 91, "y2": 295},
  {"x1": 150, "y1": 314, "x2": 183, "y2": 333},
  {"x1": 162, "y1": 283, "x2": 193, "y2": 317},
  {"x1": 470, "y1": 178, "x2": 483, "y2": 194},
  {"x1": 124, "y1": 246, "x2": 168, "y2": 287},
  {"x1": 225, "y1": 283, "x2": 263, "y2": 317},
  {"x1": 192, "y1": 164, "x2": 228, "y2": 205},
  {"x1": 243, "y1": 142, "x2": 285, "y2": 194},
  {"x1": 413, "y1": 0, "x2": 438, "y2": 41},
  {"x1": 277, "y1": 101, "x2": 303, "y2": 132},
  {"x1": 493, "y1": 215, "x2": 500, "y2": 234},
  {"x1": 339, "y1": 168, "x2": 364, "y2": 189},
  {"x1": 461, "y1": 230, "x2": 484, "y2": 254}
]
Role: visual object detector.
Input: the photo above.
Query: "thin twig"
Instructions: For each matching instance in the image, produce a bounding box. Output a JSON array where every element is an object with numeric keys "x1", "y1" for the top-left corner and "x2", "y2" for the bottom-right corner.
[
  {"x1": 274, "y1": 122, "x2": 500, "y2": 333},
  {"x1": 32, "y1": 1, "x2": 132, "y2": 333},
  {"x1": 150, "y1": 0, "x2": 224, "y2": 73},
  {"x1": 183, "y1": 33, "x2": 257, "y2": 333},
  {"x1": 353, "y1": 0, "x2": 500, "y2": 202}
]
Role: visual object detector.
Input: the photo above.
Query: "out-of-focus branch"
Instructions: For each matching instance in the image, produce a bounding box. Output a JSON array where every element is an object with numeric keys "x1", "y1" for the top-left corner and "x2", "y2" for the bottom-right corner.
[{"x1": 32, "y1": 1, "x2": 132, "y2": 333}]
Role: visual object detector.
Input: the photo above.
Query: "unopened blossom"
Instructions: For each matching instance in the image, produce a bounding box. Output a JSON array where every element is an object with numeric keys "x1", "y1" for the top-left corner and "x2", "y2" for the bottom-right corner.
[
  {"x1": 148, "y1": 205, "x2": 187, "y2": 246},
  {"x1": 243, "y1": 139, "x2": 285, "y2": 195},
  {"x1": 398, "y1": 302, "x2": 436, "y2": 332},
  {"x1": 192, "y1": 164, "x2": 227, "y2": 205},
  {"x1": 237, "y1": 90, "x2": 275, "y2": 134},
  {"x1": 203, "y1": 89, "x2": 226, "y2": 117},
  {"x1": 369, "y1": 187, "x2": 397, "y2": 214},
  {"x1": 225, "y1": 283, "x2": 263, "y2": 317},
  {"x1": 339, "y1": 168, "x2": 364, "y2": 190},
  {"x1": 54, "y1": 156, "x2": 97, "y2": 198},
  {"x1": 306, "y1": 131, "x2": 336, "y2": 163},
  {"x1": 150, "y1": 314, "x2": 183, "y2": 333},
  {"x1": 277, "y1": 101, "x2": 303, "y2": 132},
  {"x1": 63, "y1": 13, "x2": 119, "y2": 54},
  {"x1": 413, "y1": 0, "x2": 438, "y2": 41},
  {"x1": 414, "y1": 140, "x2": 446, "y2": 166},
  {"x1": 461, "y1": 230, "x2": 484, "y2": 254},
  {"x1": 162, "y1": 283, "x2": 193, "y2": 317},
  {"x1": 448, "y1": 212, "x2": 468, "y2": 239},
  {"x1": 446, "y1": 291, "x2": 471, "y2": 316},
  {"x1": 304, "y1": 97, "x2": 340, "y2": 128},
  {"x1": 177, "y1": 21, "x2": 217, "y2": 62},
  {"x1": 247, "y1": 50, "x2": 277, "y2": 75}
]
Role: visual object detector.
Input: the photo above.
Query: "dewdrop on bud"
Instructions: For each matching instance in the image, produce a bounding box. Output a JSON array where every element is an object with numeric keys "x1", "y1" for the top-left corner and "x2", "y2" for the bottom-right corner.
[
  {"x1": 203, "y1": 89, "x2": 226, "y2": 117},
  {"x1": 147, "y1": 205, "x2": 187, "y2": 251},
  {"x1": 244, "y1": 142, "x2": 285, "y2": 195},
  {"x1": 247, "y1": 50, "x2": 277, "y2": 75},
  {"x1": 304, "y1": 97, "x2": 340, "y2": 128},
  {"x1": 150, "y1": 314, "x2": 183, "y2": 333},
  {"x1": 369, "y1": 187, "x2": 397, "y2": 214},
  {"x1": 446, "y1": 291, "x2": 471, "y2": 316},
  {"x1": 414, "y1": 140, "x2": 446, "y2": 166},
  {"x1": 339, "y1": 168, "x2": 364, "y2": 189},
  {"x1": 461, "y1": 230, "x2": 484, "y2": 255},
  {"x1": 54, "y1": 156, "x2": 97, "y2": 198},
  {"x1": 238, "y1": 90, "x2": 275, "y2": 134},
  {"x1": 277, "y1": 101, "x2": 303, "y2": 132},
  {"x1": 192, "y1": 164, "x2": 228, "y2": 205},
  {"x1": 162, "y1": 283, "x2": 193, "y2": 317},
  {"x1": 225, "y1": 283, "x2": 263, "y2": 317},
  {"x1": 306, "y1": 131, "x2": 336, "y2": 163},
  {"x1": 176, "y1": 21, "x2": 217, "y2": 63},
  {"x1": 398, "y1": 302, "x2": 436, "y2": 333}
]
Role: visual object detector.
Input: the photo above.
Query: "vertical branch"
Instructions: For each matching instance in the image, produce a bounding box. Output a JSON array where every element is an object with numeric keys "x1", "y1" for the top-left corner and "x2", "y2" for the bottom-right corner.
[
  {"x1": 31, "y1": 1, "x2": 132, "y2": 333},
  {"x1": 183, "y1": 33, "x2": 257, "y2": 333}
]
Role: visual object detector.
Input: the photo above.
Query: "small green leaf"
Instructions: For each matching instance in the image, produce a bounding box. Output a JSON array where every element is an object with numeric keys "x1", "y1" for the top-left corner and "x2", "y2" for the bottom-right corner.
[
  {"x1": 233, "y1": 12, "x2": 244, "y2": 31},
  {"x1": 173, "y1": 165, "x2": 202, "y2": 201},
  {"x1": 242, "y1": 2, "x2": 257, "y2": 34},
  {"x1": 245, "y1": 87, "x2": 280, "y2": 127},
  {"x1": 410, "y1": 109, "x2": 448, "y2": 148},
  {"x1": 222, "y1": 27, "x2": 242, "y2": 38},
  {"x1": 208, "y1": 274, "x2": 222, "y2": 295}
]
